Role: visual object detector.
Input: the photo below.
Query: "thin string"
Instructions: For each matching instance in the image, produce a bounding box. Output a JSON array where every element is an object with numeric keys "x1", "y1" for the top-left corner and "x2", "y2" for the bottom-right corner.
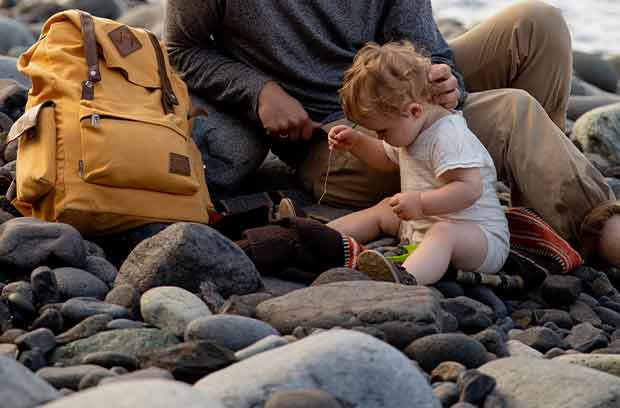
[{"x1": 318, "y1": 123, "x2": 357, "y2": 205}]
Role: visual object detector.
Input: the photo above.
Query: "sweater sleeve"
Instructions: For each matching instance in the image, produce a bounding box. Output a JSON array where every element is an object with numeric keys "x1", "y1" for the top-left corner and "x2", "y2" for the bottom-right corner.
[
  {"x1": 164, "y1": 0, "x2": 272, "y2": 122},
  {"x1": 378, "y1": 0, "x2": 467, "y2": 109}
]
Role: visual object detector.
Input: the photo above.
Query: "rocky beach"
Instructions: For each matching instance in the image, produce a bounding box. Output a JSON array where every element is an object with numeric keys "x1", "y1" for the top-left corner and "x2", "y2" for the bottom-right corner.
[{"x1": 2, "y1": 1, "x2": 620, "y2": 407}]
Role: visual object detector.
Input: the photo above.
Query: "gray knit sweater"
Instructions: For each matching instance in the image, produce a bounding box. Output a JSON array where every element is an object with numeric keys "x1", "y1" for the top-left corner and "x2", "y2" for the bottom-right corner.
[{"x1": 165, "y1": 0, "x2": 466, "y2": 123}]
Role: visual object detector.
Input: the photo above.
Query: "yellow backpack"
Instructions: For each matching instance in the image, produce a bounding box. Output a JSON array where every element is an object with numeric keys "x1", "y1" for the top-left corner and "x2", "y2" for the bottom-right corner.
[{"x1": 7, "y1": 10, "x2": 213, "y2": 235}]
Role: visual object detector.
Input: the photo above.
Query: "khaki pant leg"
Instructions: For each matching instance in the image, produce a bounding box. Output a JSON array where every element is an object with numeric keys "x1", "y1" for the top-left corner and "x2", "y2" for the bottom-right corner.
[
  {"x1": 463, "y1": 89, "x2": 614, "y2": 247},
  {"x1": 449, "y1": 0, "x2": 572, "y2": 130},
  {"x1": 297, "y1": 119, "x2": 400, "y2": 209}
]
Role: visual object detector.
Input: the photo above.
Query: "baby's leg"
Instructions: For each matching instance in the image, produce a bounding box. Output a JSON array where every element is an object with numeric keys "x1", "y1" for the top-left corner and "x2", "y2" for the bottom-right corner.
[
  {"x1": 328, "y1": 198, "x2": 400, "y2": 243},
  {"x1": 403, "y1": 221, "x2": 488, "y2": 285}
]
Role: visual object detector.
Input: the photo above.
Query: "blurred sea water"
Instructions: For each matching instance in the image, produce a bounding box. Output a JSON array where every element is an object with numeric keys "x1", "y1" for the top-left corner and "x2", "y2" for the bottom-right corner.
[{"x1": 431, "y1": 0, "x2": 620, "y2": 55}]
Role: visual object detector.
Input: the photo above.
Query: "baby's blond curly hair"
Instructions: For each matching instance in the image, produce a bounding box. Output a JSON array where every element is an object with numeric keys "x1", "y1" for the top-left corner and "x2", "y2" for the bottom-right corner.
[{"x1": 339, "y1": 41, "x2": 432, "y2": 124}]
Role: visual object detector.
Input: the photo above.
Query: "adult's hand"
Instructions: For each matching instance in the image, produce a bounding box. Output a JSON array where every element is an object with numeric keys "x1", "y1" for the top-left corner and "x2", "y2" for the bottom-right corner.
[
  {"x1": 428, "y1": 64, "x2": 460, "y2": 110},
  {"x1": 257, "y1": 81, "x2": 321, "y2": 141}
]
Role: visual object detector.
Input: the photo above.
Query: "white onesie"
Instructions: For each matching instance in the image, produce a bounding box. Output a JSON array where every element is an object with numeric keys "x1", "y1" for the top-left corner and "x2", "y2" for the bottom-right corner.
[{"x1": 383, "y1": 112, "x2": 509, "y2": 274}]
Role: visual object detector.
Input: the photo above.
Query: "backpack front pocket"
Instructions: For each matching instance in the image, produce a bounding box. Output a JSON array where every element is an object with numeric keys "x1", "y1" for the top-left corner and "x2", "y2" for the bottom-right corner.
[
  {"x1": 78, "y1": 108, "x2": 200, "y2": 195},
  {"x1": 10, "y1": 101, "x2": 57, "y2": 203}
]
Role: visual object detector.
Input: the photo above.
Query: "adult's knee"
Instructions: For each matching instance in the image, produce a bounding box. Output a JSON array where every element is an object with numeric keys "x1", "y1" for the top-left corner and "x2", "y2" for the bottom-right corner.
[{"x1": 511, "y1": 1, "x2": 571, "y2": 56}]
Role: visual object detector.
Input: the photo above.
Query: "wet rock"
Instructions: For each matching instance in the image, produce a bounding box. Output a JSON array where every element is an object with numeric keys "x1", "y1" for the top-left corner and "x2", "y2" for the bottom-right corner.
[
  {"x1": 106, "y1": 319, "x2": 146, "y2": 330},
  {"x1": 141, "y1": 286, "x2": 211, "y2": 337},
  {"x1": 431, "y1": 361, "x2": 466, "y2": 383},
  {"x1": 78, "y1": 370, "x2": 117, "y2": 390},
  {"x1": 573, "y1": 51, "x2": 619, "y2": 93},
  {"x1": 479, "y1": 357, "x2": 620, "y2": 407},
  {"x1": 104, "y1": 284, "x2": 140, "y2": 319},
  {"x1": 83, "y1": 240, "x2": 106, "y2": 259},
  {"x1": 15, "y1": 328, "x2": 56, "y2": 354},
  {"x1": 432, "y1": 382, "x2": 459, "y2": 407},
  {"x1": 80, "y1": 351, "x2": 138, "y2": 371},
  {"x1": 36, "y1": 365, "x2": 110, "y2": 390},
  {"x1": 404, "y1": 334, "x2": 490, "y2": 372},
  {"x1": 565, "y1": 322, "x2": 609, "y2": 352},
  {"x1": 61, "y1": 298, "x2": 129, "y2": 323},
  {"x1": 55, "y1": 314, "x2": 113, "y2": 345},
  {"x1": 0, "y1": 218, "x2": 86, "y2": 270},
  {"x1": 84, "y1": 256, "x2": 117, "y2": 287},
  {"x1": 506, "y1": 340, "x2": 544, "y2": 359},
  {"x1": 0, "y1": 355, "x2": 59, "y2": 407},
  {"x1": 39, "y1": 379, "x2": 225, "y2": 408},
  {"x1": 570, "y1": 300, "x2": 602, "y2": 326},
  {"x1": 235, "y1": 335, "x2": 289, "y2": 361},
  {"x1": 195, "y1": 329, "x2": 439, "y2": 408},
  {"x1": 594, "y1": 306, "x2": 620, "y2": 328},
  {"x1": 50, "y1": 328, "x2": 179, "y2": 366},
  {"x1": 19, "y1": 348, "x2": 47, "y2": 371},
  {"x1": 573, "y1": 103, "x2": 620, "y2": 167},
  {"x1": 99, "y1": 367, "x2": 174, "y2": 385},
  {"x1": 473, "y1": 328, "x2": 509, "y2": 358},
  {"x1": 53, "y1": 268, "x2": 109, "y2": 300},
  {"x1": 138, "y1": 341, "x2": 235, "y2": 383},
  {"x1": 0, "y1": 298, "x2": 10, "y2": 332},
  {"x1": 533, "y1": 309, "x2": 574, "y2": 330},
  {"x1": 310, "y1": 267, "x2": 371, "y2": 286},
  {"x1": 31, "y1": 267, "x2": 60, "y2": 306},
  {"x1": 578, "y1": 292, "x2": 600, "y2": 308},
  {"x1": 512, "y1": 327, "x2": 568, "y2": 353},
  {"x1": 545, "y1": 348, "x2": 568, "y2": 359},
  {"x1": 440, "y1": 297, "x2": 494, "y2": 332},
  {"x1": 2, "y1": 281, "x2": 34, "y2": 304},
  {"x1": 219, "y1": 293, "x2": 273, "y2": 317},
  {"x1": 433, "y1": 280, "x2": 465, "y2": 298},
  {"x1": 256, "y1": 282, "x2": 445, "y2": 349},
  {"x1": 185, "y1": 315, "x2": 279, "y2": 351},
  {"x1": 260, "y1": 276, "x2": 307, "y2": 297},
  {"x1": 540, "y1": 275, "x2": 582, "y2": 307},
  {"x1": 464, "y1": 286, "x2": 508, "y2": 319},
  {"x1": 30, "y1": 308, "x2": 64, "y2": 334},
  {"x1": 116, "y1": 223, "x2": 261, "y2": 297},
  {"x1": 457, "y1": 369, "x2": 496, "y2": 405},
  {"x1": 7, "y1": 292, "x2": 36, "y2": 323},
  {"x1": 265, "y1": 389, "x2": 343, "y2": 408},
  {"x1": 554, "y1": 353, "x2": 620, "y2": 377}
]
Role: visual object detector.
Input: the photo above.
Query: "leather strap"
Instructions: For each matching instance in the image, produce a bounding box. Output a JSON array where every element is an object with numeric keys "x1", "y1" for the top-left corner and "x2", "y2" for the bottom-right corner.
[
  {"x1": 79, "y1": 11, "x2": 101, "y2": 100},
  {"x1": 146, "y1": 31, "x2": 178, "y2": 114}
]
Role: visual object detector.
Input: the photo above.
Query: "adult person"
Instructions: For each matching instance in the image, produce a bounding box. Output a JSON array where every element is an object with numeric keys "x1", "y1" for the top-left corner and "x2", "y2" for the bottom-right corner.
[{"x1": 164, "y1": 0, "x2": 620, "y2": 267}]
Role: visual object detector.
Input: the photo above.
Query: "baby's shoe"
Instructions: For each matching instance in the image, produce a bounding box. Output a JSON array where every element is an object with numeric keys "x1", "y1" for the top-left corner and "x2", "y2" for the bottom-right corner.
[
  {"x1": 274, "y1": 197, "x2": 307, "y2": 220},
  {"x1": 356, "y1": 250, "x2": 417, "y2": 285}
]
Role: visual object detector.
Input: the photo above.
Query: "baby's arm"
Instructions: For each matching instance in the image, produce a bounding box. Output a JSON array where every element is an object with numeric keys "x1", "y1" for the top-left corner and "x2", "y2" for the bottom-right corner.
[
  {"x1": 421, "y1": 167, "x2": 483, "y2": 215},
  {"x1": 328, "y1": 125, "x2": 398, "y2": 172}
]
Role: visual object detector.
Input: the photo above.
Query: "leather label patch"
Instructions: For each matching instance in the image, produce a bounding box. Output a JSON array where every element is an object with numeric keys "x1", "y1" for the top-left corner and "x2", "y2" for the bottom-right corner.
[
  {"x1": 108, "y1": 25, "x2": 142, "y2": 57},
  {"x1": 169, "y1": 153, "x2": 191, "y2": 177}
]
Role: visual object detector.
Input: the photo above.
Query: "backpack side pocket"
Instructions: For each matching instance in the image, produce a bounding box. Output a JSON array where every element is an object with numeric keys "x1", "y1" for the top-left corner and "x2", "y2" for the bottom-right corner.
[{"x1": 9, "y1": 101, "x2": 57, "y2": 203}]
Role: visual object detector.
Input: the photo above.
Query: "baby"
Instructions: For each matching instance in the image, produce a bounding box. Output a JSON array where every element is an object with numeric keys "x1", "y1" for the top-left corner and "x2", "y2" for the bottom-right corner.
[{"x1": 327, "y1": 41, "x2": 509, "y2": 285}]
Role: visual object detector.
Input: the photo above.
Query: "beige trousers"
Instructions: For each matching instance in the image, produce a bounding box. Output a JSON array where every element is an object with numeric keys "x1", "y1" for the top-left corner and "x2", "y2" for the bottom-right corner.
[{"x1": 298, "y1": 0, "x2": 615, "y2": 250}]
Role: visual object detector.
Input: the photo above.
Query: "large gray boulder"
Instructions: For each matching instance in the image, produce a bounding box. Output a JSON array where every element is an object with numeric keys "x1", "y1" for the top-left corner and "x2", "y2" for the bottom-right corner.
[
  {"x1": 572, "y1": 103, "x2": 620, "y2": 167},
  {"x1": 39, "y1": 379, "x2": 225, "y2": 408},
  {"x1": 479, "y1": 357, "x2": 620, "y2": 407},
  {"x1": 194, "y1": 329, "x2": 440, "y2": 408},
  {"x1": 50, "y1": 328, "x2": 179, "y2": 366},
  {"x1": 0, "y1": 56, "x2": 30, "y2": 87},
  {"x1": 116, "y1": 223, "x2": 261, "y2": 297},
  {"x1": 0, "y1": 218, "x2": 86, "y2": 270},
  {"x1": 256, "y1": 281, "x2": 445, "y2": 348},
  {"x1": 0, "y1": 355, "x2": 59, "y2": 408}
]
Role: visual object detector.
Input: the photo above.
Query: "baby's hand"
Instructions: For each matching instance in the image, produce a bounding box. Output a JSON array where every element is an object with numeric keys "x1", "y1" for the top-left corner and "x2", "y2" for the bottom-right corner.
[
  {"x1": 327, "y1": 124, "x2": 361, "y2": 151},
  {"x1": 389, "y1": 192, "x2": 424, "y2": 220}
]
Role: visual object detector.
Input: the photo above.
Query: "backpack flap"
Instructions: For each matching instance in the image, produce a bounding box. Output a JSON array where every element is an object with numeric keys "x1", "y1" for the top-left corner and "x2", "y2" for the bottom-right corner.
[{"x1": 9, "y1": 101, "x2": 57, "y2": 203}]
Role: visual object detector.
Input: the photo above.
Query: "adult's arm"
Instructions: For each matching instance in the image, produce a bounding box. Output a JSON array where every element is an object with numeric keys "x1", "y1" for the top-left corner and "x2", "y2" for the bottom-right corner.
[
  {"x1": 164, "y1": 0, "x2": 271, "y2": 122},
  {"x1": 379, "y1": 0, "x2": 467, "y2": 109}
]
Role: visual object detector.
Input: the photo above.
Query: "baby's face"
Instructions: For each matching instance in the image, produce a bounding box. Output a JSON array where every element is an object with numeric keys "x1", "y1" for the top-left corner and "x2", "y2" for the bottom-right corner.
[{"x1": 359, "y1": 112, "x2": 420, "y2": 147}]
